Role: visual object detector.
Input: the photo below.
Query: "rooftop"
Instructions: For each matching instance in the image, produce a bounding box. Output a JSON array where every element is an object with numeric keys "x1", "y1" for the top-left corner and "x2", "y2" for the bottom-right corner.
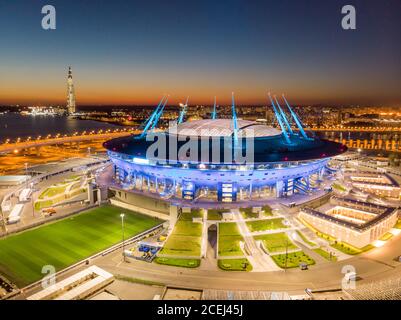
[{"x1": 169, "y1": 119, "x2": 282, "y2": 138}]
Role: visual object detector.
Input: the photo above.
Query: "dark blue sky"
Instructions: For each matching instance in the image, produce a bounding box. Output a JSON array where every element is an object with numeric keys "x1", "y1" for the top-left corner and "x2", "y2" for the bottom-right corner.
[{"x1": 0, "y1": 0, "x2": 400, "y2": 106}]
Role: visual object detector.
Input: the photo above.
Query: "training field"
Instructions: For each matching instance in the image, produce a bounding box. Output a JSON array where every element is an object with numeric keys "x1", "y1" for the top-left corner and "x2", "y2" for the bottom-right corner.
[{"x1": 0, "y1": 205, "x2": 162, "y2": 287}]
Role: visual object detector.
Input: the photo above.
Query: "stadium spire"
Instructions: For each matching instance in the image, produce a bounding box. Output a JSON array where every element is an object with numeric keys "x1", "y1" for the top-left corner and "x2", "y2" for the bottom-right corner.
[{"x1": 66, "y1": 66, "x2": 76, "y2": 114}]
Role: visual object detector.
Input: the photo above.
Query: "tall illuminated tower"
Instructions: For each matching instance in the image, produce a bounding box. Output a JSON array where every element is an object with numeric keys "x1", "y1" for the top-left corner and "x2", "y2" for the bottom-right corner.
[{"x1": 66, "y1": 66, "x2": 76, "y2": 114}]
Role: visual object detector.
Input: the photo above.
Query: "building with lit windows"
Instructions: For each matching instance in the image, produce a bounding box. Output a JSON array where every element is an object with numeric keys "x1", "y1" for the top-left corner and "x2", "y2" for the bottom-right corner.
[{"x1": 299, "y1": 197, "x2": 398, "y2": 248}]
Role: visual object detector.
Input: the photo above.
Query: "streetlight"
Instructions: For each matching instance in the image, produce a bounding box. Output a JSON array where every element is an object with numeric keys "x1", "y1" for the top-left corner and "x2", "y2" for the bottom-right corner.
[
  {"x1": 120, "y1": 213, "x2": 127, "y2": 262},
  {"x1": 24, "y1": 163, "x2": 28, "y2": 187}
]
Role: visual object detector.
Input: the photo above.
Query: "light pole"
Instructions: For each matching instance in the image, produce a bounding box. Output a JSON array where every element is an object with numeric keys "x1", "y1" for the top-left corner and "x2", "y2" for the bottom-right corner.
[
  {"x1": 24, "y1": 162, "x2": 28, "y2": 187},
  {"x1": 120, "y1": 213, "x2": 126, "y2": 262}
]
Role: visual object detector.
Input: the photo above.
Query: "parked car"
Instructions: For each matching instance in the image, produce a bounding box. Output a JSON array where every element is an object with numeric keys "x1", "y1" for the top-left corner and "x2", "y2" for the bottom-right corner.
[{"x1": 42, "y1": 208, "x2": 57, "y2": 217}]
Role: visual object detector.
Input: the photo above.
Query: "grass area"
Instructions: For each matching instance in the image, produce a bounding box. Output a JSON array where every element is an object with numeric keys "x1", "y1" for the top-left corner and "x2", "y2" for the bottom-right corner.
[
  {"x1": 159, "y1": 235, "x2": 201, "y2": 256},
  {"x1": 262, "y1": 205, "x2": 273, "y2": 216},
  {"x1": 38, "y1": 185, "x2": 67, "y2": 199},
  {"x1": 394, "y1": 219, "x2": 401, "y2": 229},
  {"x1": 154, "y1": 257, "x2": 200, "y2": 268},
  {"x1": 173, "y1": 220, "x2": 202, "y2": 237},
  {"x1": 36, "y1": 176, "x2": 85, "y2": 209},
  {"x1": 332, "y1": 183, "x2": 347, "y2": 192},
  {"x1": 254, "y1": 233, "x2": 298, "y2": 253},
  {"x1": 296, "y1": 230, "x2": 316, "y2": 247},
  {"x1": 34, "y1": 199, "x2": 54, "y2": 211},
  {"x1": 299, "y1": 217, "x2": 374, "y2": 255},
  {"x1": 314, "y1": 248, "x2": 338, "y2": 262},
  {"x1": 218, "y1": 223, "x2": 244, "y2": 257},
  {"x1": 240, "y1": 206, "x2": 273, "y2": 219},
  {"x1": 180, "y1": 209, "x2": 203, "y2": 220},
  {"x1": 218, "y1": 258, "x2": 252, "y2": 271},
  {"x1": 65, "y1": 175, "x2": 81, "y2": 182},
  {"x1": 379, "y1": 232, "x2": 394, "y2": 241},
  {"x1": 207, "y1": 209, "x2": 228, "y2": 220},
  {"x1": 246, "y1": 218, "x2": 288, "y2": 232},
  {"x1": 331, "y1": 242, "x2": 374, "y2": 255},
  {"x1": 0, "y1": 205, "x2": 162, "y2": 287},
  {"x1": 271, "y1": 251, "x2": 315, "y2": 269},
  {"x1": 159, "y1": 213, "x2": 203, "y2": 257}
]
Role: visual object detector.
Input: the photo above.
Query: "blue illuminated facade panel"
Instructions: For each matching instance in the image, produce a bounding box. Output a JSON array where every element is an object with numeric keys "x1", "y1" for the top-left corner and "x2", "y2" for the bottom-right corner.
[{"x1": 108, "y1": 151, "x2": 329, "y2": 202}]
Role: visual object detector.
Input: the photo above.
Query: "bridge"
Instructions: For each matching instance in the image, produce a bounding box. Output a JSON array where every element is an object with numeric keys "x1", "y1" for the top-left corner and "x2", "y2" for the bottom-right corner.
[
  {"x1": 0, "y1": 128, "x2": 140, "y2": 154},
  {"x1": 310, "y1": 127, "x2": 401, "y2": 133}
]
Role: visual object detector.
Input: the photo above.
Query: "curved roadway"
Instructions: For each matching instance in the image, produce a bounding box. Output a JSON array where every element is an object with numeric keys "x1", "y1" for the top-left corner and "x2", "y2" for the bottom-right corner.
[{"x1": 94, "y1": 231, "x2": 401, "y2": 294}]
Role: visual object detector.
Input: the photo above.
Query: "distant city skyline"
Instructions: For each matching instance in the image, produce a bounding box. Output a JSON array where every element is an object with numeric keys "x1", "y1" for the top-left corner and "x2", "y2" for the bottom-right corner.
[{"x1": 0, "y1": 0, "x2": 400, "y2": 107}]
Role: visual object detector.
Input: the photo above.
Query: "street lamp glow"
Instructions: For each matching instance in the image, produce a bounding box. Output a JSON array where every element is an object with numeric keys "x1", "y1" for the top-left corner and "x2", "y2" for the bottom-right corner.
[{"x1": 120, "y1": 213, "x2": 126, "y2": 262}]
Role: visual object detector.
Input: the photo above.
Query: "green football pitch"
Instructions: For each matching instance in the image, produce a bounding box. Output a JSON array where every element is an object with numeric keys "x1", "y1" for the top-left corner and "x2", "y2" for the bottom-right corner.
[{"x1": 0, "y1": 205, "x2": 162, "y2": 287}]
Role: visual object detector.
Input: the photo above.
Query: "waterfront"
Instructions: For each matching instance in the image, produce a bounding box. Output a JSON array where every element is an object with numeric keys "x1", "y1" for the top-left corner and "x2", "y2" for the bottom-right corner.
[{"x1": 0, "y1": 113, "x2": 120, "y2": 143}]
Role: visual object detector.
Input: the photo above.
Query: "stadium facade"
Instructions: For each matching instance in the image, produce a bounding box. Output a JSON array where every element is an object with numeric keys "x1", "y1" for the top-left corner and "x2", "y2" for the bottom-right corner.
[{"x1": 104, "y1": 94, "x2": 347, "y2": 202}]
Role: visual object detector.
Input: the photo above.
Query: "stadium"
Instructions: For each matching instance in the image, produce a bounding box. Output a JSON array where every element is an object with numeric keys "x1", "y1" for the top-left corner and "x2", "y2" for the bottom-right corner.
[{"x1": 104, "y1": 94, "x2": 347, "y2": 202}]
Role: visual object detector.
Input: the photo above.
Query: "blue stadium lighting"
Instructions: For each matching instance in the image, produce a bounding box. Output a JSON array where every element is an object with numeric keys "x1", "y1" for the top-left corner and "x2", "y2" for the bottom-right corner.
[
  {"x1": 268, "y1": 93, "x2": 292, "y2": 145},
  {"x1": 211, "y1": 96, "x2": 217, "y2": 120},
  {"x1": 178, "y1": 96, "x2": 189, "y2": 124},
  {"x1": 133, "y1": 157, "x2": 150, "y2": 165},
  {"x1": 138, "y1": 95, "x2": 166, "y2": 139},
  {"x1": 282, "y1": 94, "x2": 310, "y2": 140},
  {"x1": 104, "y1": 92, "x2": 347, "y2": 203},
  {"x1": 150, "y1": 95, "x2": 169, "y2": 130},
  {"x1": 274, "y1": 95, "x2": 293, "y2": 134}
]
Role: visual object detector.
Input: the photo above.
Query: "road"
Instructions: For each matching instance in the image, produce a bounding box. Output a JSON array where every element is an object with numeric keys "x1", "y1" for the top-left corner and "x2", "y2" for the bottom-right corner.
[
  {"x1": 91, "y1": 227, "x2": 401, "y2": 295},
  {"x1": 0, "y1": 130, "x2": 138, "y2": 154}
]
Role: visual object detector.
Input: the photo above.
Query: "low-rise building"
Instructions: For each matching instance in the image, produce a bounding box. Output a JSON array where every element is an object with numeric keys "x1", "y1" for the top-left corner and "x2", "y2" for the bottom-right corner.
[{"x1": 299, "y1": 197, "x2": 398, "y2": 248}]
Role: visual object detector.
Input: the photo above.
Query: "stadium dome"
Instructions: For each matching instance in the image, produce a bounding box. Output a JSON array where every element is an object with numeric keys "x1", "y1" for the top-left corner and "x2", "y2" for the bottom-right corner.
[
  {"x1": 104, "y1": 95, "x2": 347, "y2": 202},
  {"x1": 169, "y1": 119, "x2": 282, "y2": 138}
]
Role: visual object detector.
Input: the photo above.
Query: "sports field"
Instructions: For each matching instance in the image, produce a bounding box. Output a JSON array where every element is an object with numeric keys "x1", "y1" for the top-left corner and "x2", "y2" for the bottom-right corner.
[{"x1": 0, "y1": 205, "x2": 162, "y2": 287}]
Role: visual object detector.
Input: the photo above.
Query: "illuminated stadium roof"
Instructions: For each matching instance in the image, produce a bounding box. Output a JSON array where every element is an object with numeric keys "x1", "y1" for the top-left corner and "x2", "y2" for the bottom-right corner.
[
  {"x1": 104, "y1": 94, "x2": 347, "y2": 164},
  {"x1": 169, "y1": 119, "x2": 282, "y2": 138}
]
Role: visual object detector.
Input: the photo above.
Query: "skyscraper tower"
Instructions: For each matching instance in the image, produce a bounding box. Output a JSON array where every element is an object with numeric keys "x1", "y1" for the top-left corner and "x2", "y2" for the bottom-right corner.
[{"x1": 66, "y1": 66, "x2": 76, "y2": 114}]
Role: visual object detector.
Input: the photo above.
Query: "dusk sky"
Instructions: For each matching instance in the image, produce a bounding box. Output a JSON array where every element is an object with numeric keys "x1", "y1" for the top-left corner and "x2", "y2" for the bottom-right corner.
[{"x1": 0, "y1": 0, "x2": 400, "y2": 106}]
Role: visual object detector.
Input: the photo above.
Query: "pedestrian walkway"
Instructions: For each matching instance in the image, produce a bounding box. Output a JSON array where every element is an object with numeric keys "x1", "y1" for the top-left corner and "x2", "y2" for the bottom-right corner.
[{"x1": 233, "y1": 209, "x2": 281, "y2": 272}]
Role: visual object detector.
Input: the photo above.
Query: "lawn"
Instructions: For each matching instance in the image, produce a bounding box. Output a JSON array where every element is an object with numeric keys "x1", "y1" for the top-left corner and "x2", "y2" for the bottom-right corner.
[
  {"x1": 159, "y1": 235, "x2": 201, "y2": 256},
  {"x1": 330, "y1": 242, "x2": 373, "y2": 255},
  {"x1": 332, "y1": 183, "x2": 347, "y2": 192},
  {"x1": 271, "y1": 251, "x2": 315, "y2": 269},
  {"x1": 218, "y1": 258, "x2": 252, "y2": 271},
  {"x1": 207, "y1": 209, "x2": 227, "y2": 220},
  {"x1": 314, "y1": 248, "x2": 338, "y2": 262},
  {"x1": 240, "y1": 207, "x2": 259, "y2": 219},
  {"x1": 0, "y1": 205, "x2": 162, "y2": 287},
  {"x1": 262, "y1": 205, "x2": 273, "y2": 216},
  {"x1": 296, "y1": 230, "x2": 316, "y2": 247},
  {"x1": 154, "y1": 257, "x2": 200, "y2": 268},
  {"x1": 180, "y1": 209, "x2": 203, "y2": 221},
  {"x1": 218, "y1": 223, "x2": 244, "y2": 256},
  {"x1": 379, "y1": 232, "x2": 393, "y2": 241},
  {"x1": 241, "y1": 206, "x2": 273, "y2": 219},
  {"x1": 39, "y1": 185, "x2": 67, "y2": 199},
  {"x1": 254, "y1": 233, "x2": 298, "y2": 253},
  {"x1": 159, "y1": 214, "x2": 203, "y2": 256},
  {"x1": 246, "y1": 218, "x2": 288, "y2": 232}
]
